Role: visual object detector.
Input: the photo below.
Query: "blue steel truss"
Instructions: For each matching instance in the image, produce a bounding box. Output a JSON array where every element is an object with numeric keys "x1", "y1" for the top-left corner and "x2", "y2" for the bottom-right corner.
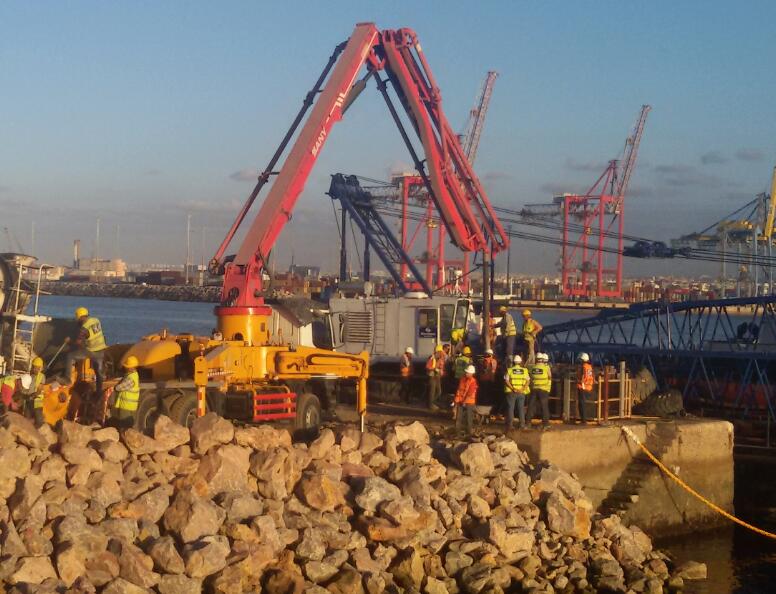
[
  {"x1": 540, "y1": 296, "x2": 776, "y2": 423},
  {"x1": 328, "y1": 174, "x2": 432, "y2": 295}
]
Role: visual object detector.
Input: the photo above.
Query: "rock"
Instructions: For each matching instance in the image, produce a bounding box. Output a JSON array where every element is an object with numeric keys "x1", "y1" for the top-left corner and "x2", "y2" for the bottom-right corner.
[
  {"x1": 390, "y1": 548, "x2": 424, "y2": 589},
  {"x1": 251, "y1": 515, "x2": 283, "y2": 555},
  {"x1": 296, "y1": 529, "x2": 326, "y2": 561},
  {"x1": 445, "y1": 551, "x2": 474, "y2": 576},
  {"x1": 101, "y1": 577, "x2": 154, "y2": 594},
  {"x1": 674, "y1": 560, "x2": 707, "y2": 580},
  {"x1": 309, "y1": 428, "x2": 336, "y2": 459},
  {"x1": 56, "y1": 542, "x2": 87, "y2": 587},
  {"x1": 85, "y1": 551, "x2": 121, "y2": 587},
  {"x1": 234, "y1": 425, "x2": 292, "y2": 450},
  {"x1": 183, "y1": 535, "x2": 230, "y2": 578},
  {"x1": 425, "y1": 576, "x2": 448, "y2": 594},
  {"x1": 305, "y1": 560, "x2": 338, "y2": 583},
  {"x1": 157, "y1": 574, "x2": 203, "y2": 594},
  {"x1": 209, "y1": 543, "x2": 274, "y2": 594},
  {"x1": 459, "y1": 563, "x2": 511, "y2": 594},
  {"x1": 122, "y1": 430, "x2": 166, "y2": 455},
  {"x1": 468, "y1": 494, "x2": 491, "y2": 519},
  {"x1": 147, "y1": 536, "x2": 184, "y2": 574},
  {"x1": 219, "y1": 491, "x2": 263, "y2": 523},
  {"x1": 326, "y1": 566, "x2": 365, "y2": 594},
  {"x1": 393, "y1": 421, "x2": 429, "y2": 445},
  {"x1": 297, "y1": 472, "x2": 346, "y2": 511},
  {"x1": 192, "y1": 444, "x2": 250, "y2": 496},
  {"x1": 189, "y1": 413, "x2": 234, "y2": 454},
  {"x1": 9, "y1": 556, "x2": 58, "y2": 585},
  {"x1": 153, "y1": 415, "x2": 190, "y2": 450},
  {"x1": 111, "y1": 485, "x2": 171, "y2": 524},
  {"x1": 3, "y1": 412, "x2": 45, "y2": 449},
  {"x1": 163, "y1": 491, "x2": 225, "y2": 543},
  {"x1": 116, "y1": 540, "x2": 159, "y2": 588},
  {"x1": 59, "y1": 419, "x2": 94, "y2": 446},
  {"x1": 486, "y1": 518, "x2": 534, "y2": 558},
  {"x1": 61, "y1": 443, "x2": 103, "y2": 471},
  {"x1": 358, "y1": 432, "x2": 383, "y2": 454},
  {"x1": 355, "y1": 476, "x2": 402, "y2": 512},
  {"x1": 380, "y1": 496, "x2": 420, "y2": 525},
  {"x1": 456, "y1": 442, "x2": 495, "y2": 477},
  {"x1": 545, "y1": 491, "x2": 591, "y2": 539}
]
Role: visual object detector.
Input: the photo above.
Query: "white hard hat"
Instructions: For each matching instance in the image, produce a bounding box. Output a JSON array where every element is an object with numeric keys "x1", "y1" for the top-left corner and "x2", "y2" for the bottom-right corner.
[
  {"x1": 465, "y1": 365, "x2": 476, "y2": 375},
  {"x1": 405, "y1": 347, "x2": 414, "y2": 354},
  {"x1": 579, "y1": 352, "x2": 590, "y2": 362},
  {"x1": 485, "y1": 348, "x2": 494, "y2": 355},
  {"x1": 513, "y1": 355, "x2": 523, "y2": 364},
  {"x1": 538, "y1": 353, "x2": 549, "y2": 362},
  {"x1": 20, "y1": 374, "x2": 32, "y2": 390}
]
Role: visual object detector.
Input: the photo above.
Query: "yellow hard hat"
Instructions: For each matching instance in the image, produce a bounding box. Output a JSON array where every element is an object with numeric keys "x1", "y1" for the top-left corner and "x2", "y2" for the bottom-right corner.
[
  {"x1": 463, "y1": 346, "x2": 472, "y2": 355},
  {"x1": 435, "y1": 344, "x2": 444, "y2": 353},
  {"x1": 75, "y1": 307, "x2": 89, "y2": 319},
  {"x1": 499, "y1": 305, "x2": 507, "y2": 313},
  {"x1": 32, "y1": 357, "x2": 43, "y2": 369},
  {"x1": 522, "y1": 309, "x2": 532, "y2": 317},
  {"x1": 124, "y1": 355, "x2": 139, "y2": 368}
]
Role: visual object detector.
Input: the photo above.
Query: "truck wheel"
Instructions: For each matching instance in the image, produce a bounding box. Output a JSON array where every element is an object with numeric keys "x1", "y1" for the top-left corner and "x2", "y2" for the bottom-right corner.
[
  {"x1": 294, "y1": 393, "x2": 321, "y2": 440},
  {"x1": 633, "y1": 388, "x2": 684, "y2": 417},
  {"x1": 134, "y1": 390, "x2": 161, "y2": 434},
  {"x1": 169, "y1": 391, "x2": 198, "y2": 429}
]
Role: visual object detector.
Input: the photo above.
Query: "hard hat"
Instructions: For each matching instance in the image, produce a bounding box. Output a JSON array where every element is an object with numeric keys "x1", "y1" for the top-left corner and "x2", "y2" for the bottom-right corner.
[
  {"x1": 32, "y1": 357, "x2": 43, "y2": 369},
  {"x1": 579, "y1": 353, "x2": 590, "y2": 362},
  {"x1": 405, "y1": 347, "x2": 414, "y2": 354},
  {"x1": 513, "y1": 355, "x2": 523, "y2": 364},
  {"x1": 75, "y1": 307, "x2": 89, "y2": 319},
  {"x1": 522, "y1": 309, "x2": 532, "y2": 317},
  {"x1": 485, "y1": 348, "x2": 493, "y2": 355},
  {"x1": 19, "y1": 374, "x2": 32, "y2": 390},
  {"x1": 124, "y1": 355, "x2": 139, "y2": 368},
  {"x1": 499, "y1": 305, "x2": 507, "y2": 313},
  {"x1": 435, "y1": 345, "x2": 444, "y2": 353},
  {"x1": 465, "y1": 365, "x2": 476, "y2": 375},
  {"x1": 538, "y1": 353, "x2": 549, "y2": 362},
  {"x1": 463, "y1": 346, "x2": 472, "y2": 355}
]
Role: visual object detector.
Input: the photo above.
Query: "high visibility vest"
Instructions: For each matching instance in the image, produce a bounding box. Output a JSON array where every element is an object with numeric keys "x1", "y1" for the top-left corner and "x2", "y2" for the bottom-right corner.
[
  {"x1": 32, "y1": 372, "x2": 45, "y2": 409},
  {"x1": 530, "y1": 363, "x2": 552, "y2": 392},
  {"x1": 83, "y1": 317, "x2": 107, "y2": 352},
  {"x1": 455, "y1": 376, "x2": 478, "y2": 406},
  {"x1": 114, "y1": 370, "x2": 140, "y2": 412},
  {"x1": 578, "y1": 363, "x2": 594, "y2": 392},
  {"x1": 426, "y1": 355, "x2": 443, "y2": 376},
  {"x1": 454, "y1": 355, "x2": 472, "y2": 379},
  {"x1": 1, "y1": 375, "x2": 15, "y2": 390},
  {"x1": 400, "y1": 354, "x2": 412, "y2": 378},
  {"x1": 480, "y1": 357, "x2": 497, "y2": 382},
  {"x1": 505, "y1": 365, "x2": 530, "y2": 394},
  {"x1": 503, "y1": 313, "x2": 517, "y2": 337},
  {"x1": 523, "y1": 319, "x2": 538, "y2": 340}
]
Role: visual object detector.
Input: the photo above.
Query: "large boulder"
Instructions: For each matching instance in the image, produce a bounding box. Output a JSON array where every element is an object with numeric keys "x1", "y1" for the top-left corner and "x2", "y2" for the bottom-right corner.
[{"x1": 189, "y1": 413, "x2": 234, "y2": 455}]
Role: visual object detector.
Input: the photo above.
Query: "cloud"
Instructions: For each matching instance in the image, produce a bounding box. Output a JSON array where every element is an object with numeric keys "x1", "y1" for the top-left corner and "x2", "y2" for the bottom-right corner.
[
  {"x1": 145, "y1": 168, "x2": 162, "y2": 176},
  {"x1": 564, "y1": 158, "x2": 607, "y2": 172},
  {"x1": 735, "y1": 148, "x2": 764, "y2": 162},
  {"x1": 482, "y1": 171, "x2": 514, "y2": 182},
  {"x1": 700, "y1": 151, "x2": 727, "y2": 165},
  {"x1": 653, "y1": 164, "x2": 728, "y2": 188},
  {"x1": 229, "y1": 168, "x2": 259, "y2": 182}
]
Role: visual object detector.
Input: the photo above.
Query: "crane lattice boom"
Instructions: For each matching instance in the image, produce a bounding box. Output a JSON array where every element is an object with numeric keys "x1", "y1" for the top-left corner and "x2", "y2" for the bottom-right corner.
[{"x1": 461, "y1": 71, "x2": 498, "y2": 165}]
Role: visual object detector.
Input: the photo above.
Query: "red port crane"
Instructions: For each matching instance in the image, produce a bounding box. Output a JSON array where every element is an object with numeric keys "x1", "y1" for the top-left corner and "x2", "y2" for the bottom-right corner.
[
  {"x1": 560, "y1": 105, "x2": 651, "y2": 299},
  {"x1": 210, "y1": 23, "x2": 509, "y2": 339}
]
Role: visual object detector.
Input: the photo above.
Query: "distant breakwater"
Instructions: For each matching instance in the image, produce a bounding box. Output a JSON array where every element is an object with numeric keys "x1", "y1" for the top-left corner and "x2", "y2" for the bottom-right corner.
[{"x1": 41, "y1": 282, "x2": 220, "y2": 303}]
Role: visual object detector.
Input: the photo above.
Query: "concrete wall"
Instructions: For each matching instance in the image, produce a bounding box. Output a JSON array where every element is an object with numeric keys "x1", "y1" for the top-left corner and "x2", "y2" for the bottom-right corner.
[{"x1": 511, "y1": 419, "x2": 734, "y2": 537}]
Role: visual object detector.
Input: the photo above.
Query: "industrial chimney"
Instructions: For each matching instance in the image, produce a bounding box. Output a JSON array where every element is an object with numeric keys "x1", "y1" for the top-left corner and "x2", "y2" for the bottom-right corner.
[{"x1": 73, "y1": 239, "x2": 81, "y2": 269}]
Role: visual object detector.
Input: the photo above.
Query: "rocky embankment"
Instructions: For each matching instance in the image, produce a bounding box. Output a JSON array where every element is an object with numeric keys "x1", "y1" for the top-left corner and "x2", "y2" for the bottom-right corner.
[
  {"x1": 0, "y1": 412, "x2": 707, "y2": 593},
  {"x1": 41, "y1": 282, "x2": 220, "y2": 303}
]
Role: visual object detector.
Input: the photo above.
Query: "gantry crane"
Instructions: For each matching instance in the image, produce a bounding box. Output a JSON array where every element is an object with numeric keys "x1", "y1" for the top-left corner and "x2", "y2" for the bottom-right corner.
[{"x1": 119, "y1": 23, "x2": 508, "y2": 433}]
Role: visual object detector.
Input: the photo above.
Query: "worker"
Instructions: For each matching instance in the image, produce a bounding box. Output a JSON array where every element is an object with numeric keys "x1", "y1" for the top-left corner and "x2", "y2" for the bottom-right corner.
[
  {"x1": 108, "y1": 355, "x2": 140, "y2": 430},
  {"x1": 526, "y1": 352, "x2": 552, "y2": 430},
  {"x1": 64, "y1": 307, "x2": 107, "y2": 396},
  {"x1": 495, "y1": 306, "x2": 518, "y2": 361},
  {"x1": 454, "y1": 346, "x2": 473, "y2": 380},
  {"x1": 19, "y1": 358, "x2": 46, "y2": 426},
  {"x1": 426, "y1": 344, "x2": 445, "y2": 410},
  {"x1": 0, "y1": 374, "x2": 31, "y2": 414},
  {"x1": 478, "y1": 348, "x2": 498, "y2": 407},
  {"x1": 454, "y1": 364, "x2": 478, "y2": 437},
  {"x1": 442, "y1": 343, "x2": 454, "y2": 395},
  {"x1": 504, "y1": 354, "x2": 531, "y2": 431},
  {"x1": 577, "y1": 352, "x2": 595, "y2": 424},
  {"x1": 521, "y1": 309, "x2": 543, "y2": 365},
  {"x1": 400, "y1": 346, "x2": 414, "y2": 404}
]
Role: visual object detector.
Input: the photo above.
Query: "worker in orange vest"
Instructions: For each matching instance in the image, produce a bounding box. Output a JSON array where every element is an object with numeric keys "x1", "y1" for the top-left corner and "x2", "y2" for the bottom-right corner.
[
  {"x1": 577, "y1": 352, "x2": 595, "y2": 423},
  {"x1": 454, "y1": 364, "x2": 478, "y2": 437},
  {"x1": 400, "y1": 346, "x2": 414, "y2": 404},
  {"x1": 478, "y1": 348, "x2": 498, "y2": 408}
]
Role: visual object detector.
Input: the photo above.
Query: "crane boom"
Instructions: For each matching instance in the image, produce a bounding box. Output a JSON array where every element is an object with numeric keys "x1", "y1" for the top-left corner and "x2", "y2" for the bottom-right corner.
[
  {"x1": 615, "y1": 104, "x2": 651, "y2": 204},
  {"x1": 461, "y1": 71, "x2": 498, "y2": 165},
  {"x1": 216, "y1": 23, "x2": 509, "y2": 312},
  {"x1": 763, "y1": 166, "x2": 776, "y2": 240}
]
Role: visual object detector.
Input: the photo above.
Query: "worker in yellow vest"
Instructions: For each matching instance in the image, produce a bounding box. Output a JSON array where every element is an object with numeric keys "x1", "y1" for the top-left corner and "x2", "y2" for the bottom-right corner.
[
  {"x1": 526, "y1": 352, "x2": 552, "y2": 430},
  {"x1": 18, "y1": 357, "x2": 46, "y2": 425},
  {"x1": 0, "y1": 374, "x2": 30, "y2": 413},
  {"x1": 426, "y1": 344, "x2": 445, "y2": 410},
  {"x1": 495, "y1": 306, "x2": 518, "y2": 361},
  {"x1": 454, "y1": 346, "x2": 473, "y2": 380},
  {"x1": 108, "y1": 355, "x2": 140, "y2": 430},
  {"x1": 64, "y1": 307, "x2": 107, "y2": 396},
  {"x1": 504, "y1": 354, "x2": 531, "y2": 431},
  {"x1": 521, "y1": 309, "x2": 543, "y2": 365}
]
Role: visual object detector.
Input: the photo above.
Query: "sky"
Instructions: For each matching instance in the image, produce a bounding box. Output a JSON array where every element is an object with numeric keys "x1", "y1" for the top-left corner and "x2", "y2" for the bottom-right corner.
[{"x1": 1, "y1": 1, "x2": 775, "y2": 278}]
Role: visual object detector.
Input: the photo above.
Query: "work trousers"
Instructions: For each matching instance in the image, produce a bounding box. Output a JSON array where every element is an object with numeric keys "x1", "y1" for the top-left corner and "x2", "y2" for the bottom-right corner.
[
  {"x1": 455, "y1": 404, "x2": 474, "y2": 436},
  {"x1": 525, "y1": 338, "x2": 536, "y2": 365},
  {"x1": 64, "y1": 348, "x2": 105, "y2": 396},
  {"x1": 33, "y1": 408, "x2": 44, "y2": 427},
  {"x1": 526, "y1": 389, "x2": 550, "y2": 427},
  {"x1": 400, "y1": 377, "x2": 412, "y2": 404},
  {"x1": 109, "y1": 407, "x2": 136, "y2": 431},
  {"x1": 505, "y1": 335, "x2": 516, "y2": 362},
  {"x1": 427, "y1": 375, "x2": 442, "y2": 409},
  {"x1": 578, "y1": 389, "x2": 593, "y2": 422},
  {"x1": 504, "y1": 392, "x2": 526, "y2": 429}
]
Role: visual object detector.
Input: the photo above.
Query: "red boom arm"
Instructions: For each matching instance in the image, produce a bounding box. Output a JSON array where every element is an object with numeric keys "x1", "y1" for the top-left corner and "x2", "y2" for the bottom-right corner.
[{"x1": 216, "y1": 22, "x2": 508, "y2": 308}]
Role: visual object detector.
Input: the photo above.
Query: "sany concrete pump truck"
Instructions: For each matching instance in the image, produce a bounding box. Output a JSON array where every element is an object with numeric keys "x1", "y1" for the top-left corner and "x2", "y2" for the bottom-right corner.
[{"x1": 120, "y1": 22, "x2": 509, "y2": 434}]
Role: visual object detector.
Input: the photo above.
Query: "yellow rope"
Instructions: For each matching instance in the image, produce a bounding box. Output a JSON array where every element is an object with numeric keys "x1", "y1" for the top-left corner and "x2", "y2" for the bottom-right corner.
[{"x1": 620, "y1": 426, "x2": 776, "y2": 540}]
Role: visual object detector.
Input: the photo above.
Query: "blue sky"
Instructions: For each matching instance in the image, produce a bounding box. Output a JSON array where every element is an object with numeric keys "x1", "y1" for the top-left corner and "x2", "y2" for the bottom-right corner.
[{"x1": 1, "y1": 1, "x2": 775, "y2": 277}]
